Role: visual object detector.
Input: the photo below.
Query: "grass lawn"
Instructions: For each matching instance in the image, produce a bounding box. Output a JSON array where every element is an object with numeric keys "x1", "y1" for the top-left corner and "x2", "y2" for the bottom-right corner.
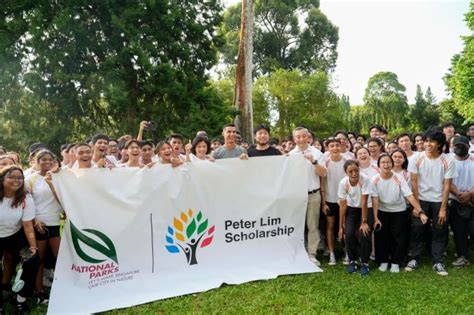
[{"x1": 29, "y1": 243, "x2": 474, "y2": 315}]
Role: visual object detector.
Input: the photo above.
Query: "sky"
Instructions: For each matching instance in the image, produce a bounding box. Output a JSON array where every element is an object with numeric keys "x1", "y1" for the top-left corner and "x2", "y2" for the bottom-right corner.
[{"x1": 223, "y1": 0, "x2": 471, "y2": 105}]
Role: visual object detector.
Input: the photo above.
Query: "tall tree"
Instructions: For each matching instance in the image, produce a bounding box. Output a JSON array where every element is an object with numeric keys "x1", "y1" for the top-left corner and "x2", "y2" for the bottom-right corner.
[
  {"x1": 363, "y1": 71, "x2": 409, "y2": 132},
  {"x1": 220, "y1": 0, "x2": 338, "y2": 75},
  {"x1": 444, "y1": 2, "x2": 474, "y2": 121},
  {"x1": 409, "y1": 85, "x2": 439, "y2": 131},
  {"x1": 234, "y1": 0, "x2": 254, "y2": 143},
  {"x1": 0, "y1": 1, "x2": 228, "y2": 149}
]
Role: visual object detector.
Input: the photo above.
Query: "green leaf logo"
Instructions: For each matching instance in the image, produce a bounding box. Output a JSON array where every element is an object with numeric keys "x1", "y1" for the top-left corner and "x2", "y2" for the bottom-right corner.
[{"x1": 70, "y1": 221, "x2": 118, "y2": 264}]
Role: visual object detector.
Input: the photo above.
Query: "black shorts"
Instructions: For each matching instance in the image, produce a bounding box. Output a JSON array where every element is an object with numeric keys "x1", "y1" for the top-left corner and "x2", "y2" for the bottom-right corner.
[
  {"x1": 0, "y1": 229, "x2": 26, "y2": 257},
  {"x1": 325, "y1": 202, "x2": 340, "y2": 217},
  {"x1": 35, "y1": 225, "x2": 61, "y2": 241}
]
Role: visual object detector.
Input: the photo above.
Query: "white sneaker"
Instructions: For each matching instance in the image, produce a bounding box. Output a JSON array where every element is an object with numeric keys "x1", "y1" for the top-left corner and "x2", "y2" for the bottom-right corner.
[
  {"x1": 328, "y1": 252, "x2": 337, "y2": 266},
  {"x1": 309, "y1": 255, "x2": 321, "y2": 267},
  {"x1": 390, "y1": 263, "x2": 400, "y2": 273},
  {"x1": 343, "y1": 253, "x2": 350, "y2": 265},
  {"x1": 378, "y1": 262, "x2": 388, "y2": 272}
]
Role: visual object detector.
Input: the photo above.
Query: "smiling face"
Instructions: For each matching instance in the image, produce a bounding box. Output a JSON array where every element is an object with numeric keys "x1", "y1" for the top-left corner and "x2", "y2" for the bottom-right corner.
[
  {"x1": 76, "y1": 145, "x2": 92, "y2": 164},
  {"x1": 346, "y1": 164, "x2": 360, "y2": 184},
  {"x1": 158, "y1": 143, "x2": 173, "y2": 163},
  {"x1": 141, "y1": 144, "x2": 154, "y2": 161},
  {"x1": 379, "y1": 155, "x2": 393, "y2": 174},
  {"x1": 397, "y1": 135, "x2": 412, "y2": 152},
  {"x1": 194, "y1": 141, "x2": 209, "y2": 159},
  {"x1": 94, "y1": 139, "x2": 109, "y2": 157},
  {"x1": 3, "y1": 169, "x2": 24, "y2": 193},
  {"x1": 356, "y1": 147, "x2": 370, "y2": 163},
  {"x1": 127, "y1": 143, "x2": 141, "y2": 161},
  {"x1": 223, "y1": 126, "x2": 237, "y2": 146},
  {"x1": 391, "y1": 151, "x2": 405, "y2": 168},
  {"x1": 424, "y1": 138, "x2": 439, "y2": 155},
  {"x1": 0, "y1": 157, "x2": 15, "y2": 171},
  {"x1": 293, "y1": 129, "x2": 307, "y2": 149},
  {"x1": 368, "y1": 141, "x2": 381, "y2": 156},
  {"x1": 38, "y1": 153, "x2": 54, "y2": 173},
  {"x1": 255, "y1": 129, "x2": 269, "y2": 146}
]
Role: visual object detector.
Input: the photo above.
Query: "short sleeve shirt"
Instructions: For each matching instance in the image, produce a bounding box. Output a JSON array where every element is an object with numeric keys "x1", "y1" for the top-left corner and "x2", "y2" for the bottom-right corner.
[
  {"x1": 211, "y1": 146, "x2": 247, "y2": 160},
  {"x1": 369, "y1": 172, "x2": 413, "y2": 212},
  {"x1": 338, "y1": 174, "x2": 371, "y2": 208},
  {"x1": 408, "y1": 152, "x2": 456, "y2": 202},
  {"x1": 0, "y1": 195, "x2": 35, "y2": 238},
  {"x1": 289, "y1": 146, "x2": 325, "y2": 191}
]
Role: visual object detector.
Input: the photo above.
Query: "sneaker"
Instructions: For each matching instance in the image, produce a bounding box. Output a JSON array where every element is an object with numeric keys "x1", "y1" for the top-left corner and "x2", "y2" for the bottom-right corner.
[
  {"x1": 347, "y1": 262, "x2": 357, "y2": 274},
  {"x1": 35, "y1": 290, "x2": 49, "y2": 305},
  {"x1": 328, "y1": 253, "x2": 337, "y2": 266},
  {"x1": 378, "y1": 262, "x2": 388, "y2": 272},
  {"x1": 360, "y1": 264, "x2": 370, "y2": 276},
  {"x1": 452, "y1": 256, "x2": 470, "y2": 268},
  {"x1": 343, "y1": 253, "x2": 350, "y2": 265},
  {"x1": 405, "y1": 259, "x2": 418, "y2": 272},
  {"x1": 308, "y1": 255, "x2": 321, "y2": 267},
  {"x1": 390, "y1": 263, "x2": 400, "y2": 273},
  {"x1": 369, "y1": 254, "x2": 376, "y2": 261},
  {"x1": 433, "y1": 263, "x2": 448, "y2": 276}
]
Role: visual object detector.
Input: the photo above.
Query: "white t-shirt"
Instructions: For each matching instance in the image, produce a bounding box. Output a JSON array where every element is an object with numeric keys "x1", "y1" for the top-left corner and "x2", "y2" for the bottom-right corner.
[
  {"x1": 449, "y1": 154, "x2": 474, "y2": 201},
  {"x1": 0, "y1": 195, "x2": 35, "y2": 238},
  {"x1": 393, "y1": 169, "x2": 411, "y2": 190},
  {"x1": 290, "y1": 146, "x2": 325, "y2": 191},
  {"x1": 25, "y1": 174, "x2": 63, "y2": 226},
  {"x1": 408, "y1": 152, "x2": 456, "y2": 202},
  {"x1": 406, "y1": 151, "x2": 420, "y2": 170},
  {"x1": 360, "y1": 164, "x2": 379, "y2": 179},
  {"x1": 338, "y1": 174, "x2": 371, "y2": 208},
  {"x1": 369, "y1": 173, "x2": 412, "y2": 213},
  {"x1": 321, "y1": 155, "x2": 347, "y2": 203},
  {"x1": 324, "y1": 151, "x2": 354, "y2": 161}
]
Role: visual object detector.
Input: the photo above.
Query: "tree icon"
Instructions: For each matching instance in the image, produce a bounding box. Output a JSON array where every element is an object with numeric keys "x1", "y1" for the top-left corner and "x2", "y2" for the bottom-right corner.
[{"x1": 165, "y1": 209, "x2": 215, "y2": 265}]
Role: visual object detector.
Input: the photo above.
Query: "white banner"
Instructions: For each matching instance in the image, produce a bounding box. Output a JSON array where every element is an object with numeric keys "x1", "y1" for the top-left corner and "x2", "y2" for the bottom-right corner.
[{"x1": 48, "y1": 155, "x2": 320, "y2": 314}]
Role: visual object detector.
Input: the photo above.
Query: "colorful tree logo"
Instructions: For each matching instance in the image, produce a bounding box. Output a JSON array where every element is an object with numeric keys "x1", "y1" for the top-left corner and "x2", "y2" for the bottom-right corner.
[{"x1": 165, "y1": 209, "x2": 215, "y2": 265}]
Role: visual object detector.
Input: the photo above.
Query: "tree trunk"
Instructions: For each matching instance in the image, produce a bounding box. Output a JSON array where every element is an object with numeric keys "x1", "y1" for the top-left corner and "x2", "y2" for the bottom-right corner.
[{"x1": 234, "y1": 0, "x2": 254, "y2": 143}]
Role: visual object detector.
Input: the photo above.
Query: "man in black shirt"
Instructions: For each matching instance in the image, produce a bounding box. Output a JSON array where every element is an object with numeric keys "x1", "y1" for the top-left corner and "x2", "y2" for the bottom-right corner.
[{"x1": 247, "y1": 124, "x2": 282, "y2": 157}]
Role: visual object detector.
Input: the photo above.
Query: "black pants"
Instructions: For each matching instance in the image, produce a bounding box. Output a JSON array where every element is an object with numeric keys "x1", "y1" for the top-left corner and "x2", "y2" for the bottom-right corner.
[
  {"x1": 408, "y1": 200, "x2": 449, "y2": 264},
  {"x1": 375, "y1": 210, "x2": 409, "y2": 265},
  {"x1": 345, "y1": 207, "x2": 373, "y2": 264},
  {"x1": 449, "y1": 199, "x2": 473, "y2": 259},
  {"x1": 0, "y1": 230, "x2": 39, "y2": 301}
]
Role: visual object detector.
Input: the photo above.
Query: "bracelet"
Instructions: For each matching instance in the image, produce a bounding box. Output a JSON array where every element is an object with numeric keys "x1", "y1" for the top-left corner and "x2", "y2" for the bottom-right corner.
[
  {"x1": 362, "y1": 219, "x2": 367, "y2": 224},
  {"x1": 29, "y1": 246, "x2": 38, "y2": 250}
]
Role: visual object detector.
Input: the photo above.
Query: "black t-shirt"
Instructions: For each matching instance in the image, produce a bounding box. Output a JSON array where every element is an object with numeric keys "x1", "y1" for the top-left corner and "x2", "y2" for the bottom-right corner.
[{"x1": 247, "y1": 146, "x2": 282, "y2": 157}]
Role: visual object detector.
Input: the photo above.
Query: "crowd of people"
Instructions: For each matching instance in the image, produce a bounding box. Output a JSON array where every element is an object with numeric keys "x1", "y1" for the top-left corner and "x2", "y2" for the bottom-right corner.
[{"x1": 0, "y1": 120, "x2": 473, "y2": 312}]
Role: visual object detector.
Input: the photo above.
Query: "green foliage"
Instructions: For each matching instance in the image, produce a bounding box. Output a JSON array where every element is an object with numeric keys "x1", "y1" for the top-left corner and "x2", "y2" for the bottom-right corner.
[
  {"x1": 409, "y1": 85, "x2": 440, "y2": 131},
  {"x1": 444, "y1": 2, "x2": 474, "y2": 121},
  {"x1": 253, "y1": 69, "x2": 345, "y2": 139},
  {"x1": 220, "y1": 0, "x2": 338, "y2": 74},
  {"x1": 362, "y1": 71, "x2": 410, "y2": 133},
  {"x1": 0, "y1": 0, "x2": 232, "y2": 151}
]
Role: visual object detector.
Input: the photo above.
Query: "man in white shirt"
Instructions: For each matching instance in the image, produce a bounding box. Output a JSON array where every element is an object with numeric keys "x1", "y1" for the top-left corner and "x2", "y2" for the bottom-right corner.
[
  {"x1": 448, "y1": 136, "x2": 474, "y2": 268},
  {"x1": 289, "y1": 127, "x2": 327, "y2": 266},
  {"x1": 406, "y1": 129, "x2": 456, "y2": 276}
]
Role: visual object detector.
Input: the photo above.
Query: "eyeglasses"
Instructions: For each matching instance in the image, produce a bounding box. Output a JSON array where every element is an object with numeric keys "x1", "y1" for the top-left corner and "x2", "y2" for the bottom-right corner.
[{"x1": 6, "y1": 176, "x2": 24, "y2": 181}]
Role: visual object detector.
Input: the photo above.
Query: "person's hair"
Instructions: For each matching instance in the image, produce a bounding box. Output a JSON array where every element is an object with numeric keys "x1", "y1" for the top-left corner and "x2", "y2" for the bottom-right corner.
[
  {"x1": 334, "y1": 130, "x2": 349, "y2": 139},
  {"x1": 390, "y1": 148, "x2": 408, "y2": 170},
  {"x1": 155, "y1": 141, "x2": 171, "y2": 156},
  {"x1": 140, "y1": 140, "x2": 154, "y2": 149},
  {"x1": 387, "y1": 140, "x2": 398, "y2": 149},
  {"x1": 377, "y1": 153, "x2": 393, "y2": 168},
  {"x1": 60, "y1": 144, "x2": 68, "y2": 152},
  {"x1": 0, "y1": 165, "x2": 27, "y2": 208},
  {"x1": 414, "y1": 133, "x2": 423, "y2": 140},
  {"x1": 65, "y1": 143, "x2": 76, "y2": 153},
  {"x1": 292, "y1": 126, "x2": 307, "y2": 136},
  {"x1": 313, "y1": 138, "x2": 325, "y2": 153},
  {"x1": 343, "y1": 160, "x2": 359, "y2": 172},
  {"x1": 254, "y1": 124, "x2": 270, "y2": 135},
  {"x1": 325, "y1": 137, "x2": 341, "y2": 147},
  {"x1": 92, "y1": 133, "x2": 110, "y2": 144},
  {"x1": 125, "y1": 139, "x2": 141, "y2": 149},
  {"x1": 355, "y1": 146, "x2": 370, "y2": 158},
  {"x1": 36, "y1": 149, "x2": 57, "y2": 164},
  {"x1": 269, "y1": 138, "x2": 279, "y2": 146},
  {"x1": 0, "y1": 155, "x2": 16, "y2": 165},
  {"x1": 210, "y1": 138, "x2": 222, "y2": 144},
  {"x1": 308, "y1": 129, "x2": 315, "y2": 139},
  {"x1": 75, "y1": 142, "x2": 92, "y2": 150},
  {"x1": 367, "y1": 137, "x2": 385, "y2": 152},
  {"x1": 369, "y1": 124, "x2": 383, "y2": 132},
  {"x1": 223, "y1": 123, "x2": 236, "y2": 131},
  {"x1": 6, "y1": 152, "x2": 20, "y2": 163},
  {"x1": 191, "y1": 136, "x2": 211, "y2": 155},
  {"x1": 285, "y1": 135, "x2": 295, "y2": 142},
  {"x1": 357, "y1": 134, "x2": 367, "y2": 141},
  {"x1": 422, "y1": 128, "x2": 446, "y2": 154},
  {"x1": 167, "y1": 134, "x2": 184, "y2": 142},
  {"x1": 348, "y1": 131, "x2": 357, "y2": 138},
  {"x1": 396, "y1": 133, "x2": 412, "y2": 143},
  {"x1": 381, "y1": 127, "x2": 388, "y2": 135},
  {"x1": 109, "y1": 138, "x2": 118, "y2": 144},
  {"x1": 468, "y1": 122, "x2": 474, "y2": 129},
  {"x1": 442, "y1": 122, "x2": 455, "y2": 129},
  {"x1": 118, "y1": 138, "x2": 128, "y2": 150}
]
